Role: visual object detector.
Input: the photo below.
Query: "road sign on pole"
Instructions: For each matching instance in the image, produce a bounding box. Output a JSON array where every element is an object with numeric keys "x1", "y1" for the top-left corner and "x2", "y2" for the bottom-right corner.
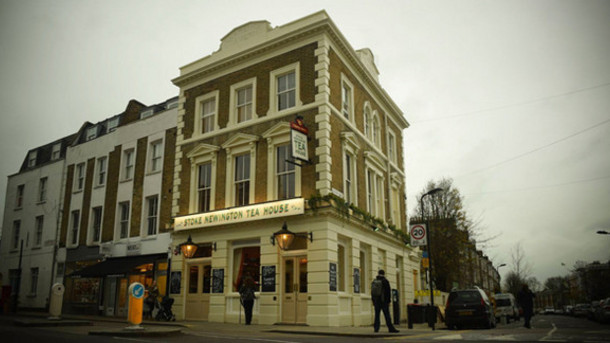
[{"x1": 409, "y1": 224, "x2": 427, "y2": 247}]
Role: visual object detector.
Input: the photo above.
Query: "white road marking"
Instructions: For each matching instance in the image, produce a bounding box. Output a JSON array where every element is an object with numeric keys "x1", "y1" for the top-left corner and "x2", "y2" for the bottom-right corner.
[
  {"x1": 434, "y1": 334, "x2": 463, "y2": 340},
  {"x1": 541, "y1": 323, "x2": 558, "y2": 341}
]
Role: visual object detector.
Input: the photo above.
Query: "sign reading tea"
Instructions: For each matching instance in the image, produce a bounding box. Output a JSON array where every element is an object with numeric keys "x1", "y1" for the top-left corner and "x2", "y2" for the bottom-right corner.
[{"x1": 174, "y1": 198, "x2": 305, "y2": 231}]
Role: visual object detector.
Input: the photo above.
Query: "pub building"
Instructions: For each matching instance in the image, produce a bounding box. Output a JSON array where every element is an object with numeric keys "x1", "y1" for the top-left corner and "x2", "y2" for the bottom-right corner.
[{"x1": 168, "y1": 11, "x2": 421, "y2": 327}]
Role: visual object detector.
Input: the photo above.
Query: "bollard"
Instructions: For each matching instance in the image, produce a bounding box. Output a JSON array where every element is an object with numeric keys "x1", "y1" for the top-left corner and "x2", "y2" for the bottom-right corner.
[
  {"x1": 127, "y1": 282, "x2": 145, "y2": 329},
  {"x1": 501, "y1": 315, "x2": 507, "y2": 325},
  {"x1": 48, "y1": 283, "x2": 65, "y2": 320}
]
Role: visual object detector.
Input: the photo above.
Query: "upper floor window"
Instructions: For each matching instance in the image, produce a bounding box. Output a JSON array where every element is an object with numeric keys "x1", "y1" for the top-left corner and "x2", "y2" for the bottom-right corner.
[
  {"x1": 372, "y1": 113, "x2": 381, "y2": 147},
  {"x1": 366, "y1": 168, "x2": 384, "y2": 218},
  {"x1": 15, "y1": 184, "x2": 24, "y2": 208},
  {"x1": 75, "y1": 163, "x2": 85, "y2": 191},
  {"x1": 344, "y1": 153, "x2": 354, "y2": 203},
  {"x1": 222, "y1": 133, "x2": 257, "y2": 207},
  {"x1": 107, "y1": 117, "x2": 120, "y2": 132},
  {"x1": 118, "y1": 201, "x2": 130, "y2": 239},
  {"x1": 140, "y1": 109, "x2": 154, "y2": 119},
  {"x1": 70, "y1": 210, "x2": 80, "y2": 246},
  {"x1": 364, "y1": 106, "x2": 371, "y2": 139},
  {"x1": 234, "y1": 154, "x2": 251, "y2": 207},
  {"x1": 166, "y1": 98, "x2": 179, "y2": 109},
  {"x1": 97, "y1": 157, "x2": 107, "y2": 186},
  {"x1": 276, "y1": 145, "x2": 295, "y2": 200},
  {"x1": 149, "y1": 140, "x2": 163, "y2": 173},
  {"x1": 198, "y1": 163, "x2": 212, "y2": 212},
  {"x1": 51, "y1": 143, "x2": 61, "y2": 160},
  {"x1": 146, "y1": 195, "x2": 159, "y2": 236},
  {"x1": 341, "y1": 75, "x2": 354, "y2": 121},
  {"x1": 236, "y1": 86, "x2": 253, "y2": 123},
  {"x1": 86, "y1": 126, "x2": 98, "y2": 141},
  {"x1": 90, "y1": 207, "x2": 102, "y2": 243},
  {"x1": 123, "y1": 149, "x2": 134, "y2": 180},
  {"x1": 270, "y1": 63, "x2": 301, "y2": 113},
  {"x1": 38, "y1": 177, "x2": 47, "y2": 203},
  {"x1": 28, "y1": 151, "x2": 37, "y2": 168},
  {"x1": 195, "y1": 91, "x2": 219, "y2": 135},
  {"x1": 34, "y1": 216, "x2": 44, "y2": 247},
  {"x1": 341, "y1": 132, "x2": 360, "y2": 206},
  {"x1": 11, "y1": 220, "x2": 21, "y2": 250},
  {"x1": 388, "y1": 131, "x2": 397, "y2": 163}
]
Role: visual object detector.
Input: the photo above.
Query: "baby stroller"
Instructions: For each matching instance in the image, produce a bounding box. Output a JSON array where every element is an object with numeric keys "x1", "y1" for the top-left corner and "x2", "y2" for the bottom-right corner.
[{"x1": 155, "y1": 295, "x2": 176, "y2": 321}]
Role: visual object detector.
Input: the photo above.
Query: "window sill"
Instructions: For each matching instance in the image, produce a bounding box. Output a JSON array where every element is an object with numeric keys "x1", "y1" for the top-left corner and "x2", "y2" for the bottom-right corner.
[
  {"x1": 36, "y1": 200, "x2": 46, "y2": 205},
  {"x1": 146, "y1": 170, "x2": 162, "y2": 177},
  {"x1": 14, "y1": 207, "x2": 22, "y2": 211},
  {"x1": 27, "y1": 294, "x2": 37, "y2": 298},
  {"x1": 31, "y1": 246, "x2": 41, "y2": 250},
  {"x1": 119, "y1": 178, "x2": 133, "y2": 184},
  {"x1": 73, "y1": 189, "x2": 83, "y2": 194},
  {"x1": 142, "y1": 235, "x2": 157, "y2": 241},
  {"x1": 94, "y1": 184, "x2": 105, "y2": 190}
]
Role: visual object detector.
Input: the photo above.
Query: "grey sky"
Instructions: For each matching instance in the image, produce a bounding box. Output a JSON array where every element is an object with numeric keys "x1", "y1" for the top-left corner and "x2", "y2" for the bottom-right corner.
[{"x1": 1, "y1": 0, "x2": 609, "y2": 283}]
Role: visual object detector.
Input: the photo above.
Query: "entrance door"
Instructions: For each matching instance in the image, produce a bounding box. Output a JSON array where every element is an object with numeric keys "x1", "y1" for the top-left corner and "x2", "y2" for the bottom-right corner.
[
  {"x1": 103, "y1": 277, "x2": 118, "y2": 316},
  {"x1": 185, "y1": 262, "x2": 211, "y2": 320},
  {"x1": 282, "y1": 256, "x2": 307, "y2": 324}
]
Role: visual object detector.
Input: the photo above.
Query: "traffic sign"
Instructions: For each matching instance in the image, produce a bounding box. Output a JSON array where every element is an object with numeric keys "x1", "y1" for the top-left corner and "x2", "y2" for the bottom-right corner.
[{"x1": 409, "y1": 224, "x2": 427, "y2": 247}]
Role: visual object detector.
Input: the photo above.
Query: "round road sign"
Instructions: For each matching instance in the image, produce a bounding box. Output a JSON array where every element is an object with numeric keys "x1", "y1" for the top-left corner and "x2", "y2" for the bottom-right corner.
[{"x1": 410, "y1": 224, "x2": 426, "y2": 240}]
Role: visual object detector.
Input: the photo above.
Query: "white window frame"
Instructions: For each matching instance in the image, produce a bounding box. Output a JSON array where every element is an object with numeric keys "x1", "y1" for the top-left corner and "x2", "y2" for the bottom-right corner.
[
  {"x1": 390, "y1": 173, "x2": 403, "y2": 226},
  {"x1": 364, "y1": 151, "x2": 386, "y2": 219},
  {"x1": 194, "y1": 91, "x2": 219, "y2": 136},
  {"x1": 364, "y1": 103, "x2": 372, "y2": 140},
  {"x1": 74, "y1": 163, "x2": 85, "y2": 191},
  {"x1": 145, "y1": 195, "x2": 159, "y2": 236},
  {"x1": 51, "y1": 143, "x2": 61, "y2": 160},
  {"x1": 123, "y1": 149, "x2": 134, "y2": 180},
  {"x1": 359, "y1": 245, "x2": 371, "y2": 294},
  {"x1": 117, "y1": 201, "x2": 130, "y2": 240},
  {"x1": 229, "y1": 78, "x2": 257, "y2": 126},
  {"x1": 149, "y1": 140, "x2": 163, "y2": 173},
  {"x1": 187, "y1": 143, "x2": 219, "y2": 213},
  {"x1": 222, "y1": 134, "x2": 257, "y2": 207},
  {"x1": 34, "y1": 215, "x2": 44, "y2": 247},
  {"x1": 28, "y1": 151, "x2": 37, "y2": 167},
  {"x1": 97, "y1": 156, "x2": 107, "y2": 186},
  {"x1": 107, "y1": 117, "x2": 119, "y2": 132},
  {"x1": 140, "y1": 109, "x2": 154, "y2": 119},
  {"x1": 388, "y1": 129, "x2": 397, "y2": 164},
  {"x1": 38, "y1": 177, "x2": 47, "y2": 203},
  {"x1": 341, "y1": 132, "x2": 360, "y2": 206},
  {"x1": 15, "y1": 184, "x2": 24, "y2": 208},
  {"x1": 263, "y1": 123, "x2": 302, "y2": 201},
  {"x1": 269, "y1": 62, "x2": 301, "y2": 115},
  {"x1": 90, "y1": 206, "x2": 103, "y2": 244},
  {"x1": 372, "y1": 111, "x2": 381, "y2": 148},
  {"x1": 167, "y1": 98, "x2": 179, "y2": 109},
  {"x1": 341, "y1": 74, "x2": 354, "y2": 121},
  {"x1": 230, "y1": 239, "x2": 261, "y2": 293},
  {"x1": 69, "y1": 210, "x2": 80, "y2": 247},
  {"x1": 86, "y1": 126, "x2": 98, "y2": 141}
]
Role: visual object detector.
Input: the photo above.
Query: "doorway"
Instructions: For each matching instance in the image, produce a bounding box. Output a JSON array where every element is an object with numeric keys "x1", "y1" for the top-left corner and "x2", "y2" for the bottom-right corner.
[
  {"x1": 282, "y1": 255, "x2": 307, "y2": 324},
  {"x1": 185, "y1": 261, "x2": 211, "y2": 320}
]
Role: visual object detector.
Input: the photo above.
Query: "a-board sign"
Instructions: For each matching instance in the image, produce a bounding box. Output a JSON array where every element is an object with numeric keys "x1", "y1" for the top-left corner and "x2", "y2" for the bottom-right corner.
[
  {"x1": 329, "y1": 262, "x2": 337, "y2": 292},
  {"x1": 212, "y1": 268, "x2": 224, "y2": 293},
  {"x1": 261, "y1": 265, "x2": 276, "y2": 292},
  {"x1": 353, "y1": 268, "x2": 360, "y2": 294}
]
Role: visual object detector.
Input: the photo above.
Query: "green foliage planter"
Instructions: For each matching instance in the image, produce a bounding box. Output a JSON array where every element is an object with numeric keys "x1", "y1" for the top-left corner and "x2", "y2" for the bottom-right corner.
[{"x1": 306, "y1": 193, "x2": 411, "y2": 246}]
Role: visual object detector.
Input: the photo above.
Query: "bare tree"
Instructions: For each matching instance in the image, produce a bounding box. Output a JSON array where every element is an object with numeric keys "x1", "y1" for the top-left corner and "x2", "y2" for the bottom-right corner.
[{"x1": 510, "y1": 242, "x2": 532, "y2": 281}]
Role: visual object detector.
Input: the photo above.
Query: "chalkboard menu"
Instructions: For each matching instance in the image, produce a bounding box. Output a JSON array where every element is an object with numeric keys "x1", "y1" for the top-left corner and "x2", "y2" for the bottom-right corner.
[
  {"x1": 212, "y1": 268, "x2": 224, "y2": 293},
  {"x1": 353, "y1": 268, "x2": 360, "y2": 293},
  {"x1": 261, "y1": 265, "x2": 276, "y2": 292},
  {"x1": 170, "y1": 271, "x2": 181, "y2": 294},
  {"x1": 329, "y1": 262, "x2": 337, "y2": 291}
]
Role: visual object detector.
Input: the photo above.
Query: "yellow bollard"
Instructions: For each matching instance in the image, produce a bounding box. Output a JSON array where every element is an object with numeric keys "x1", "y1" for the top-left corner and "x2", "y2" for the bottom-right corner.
[{"x1": 127, "y1": 282, "x2": 145, "y2": 328}]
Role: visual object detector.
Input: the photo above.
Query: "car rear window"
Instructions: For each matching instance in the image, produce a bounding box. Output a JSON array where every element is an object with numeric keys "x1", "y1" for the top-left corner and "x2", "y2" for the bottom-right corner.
[{"x1": 449, "y1": 291, "x2": 480, "y2": 305}]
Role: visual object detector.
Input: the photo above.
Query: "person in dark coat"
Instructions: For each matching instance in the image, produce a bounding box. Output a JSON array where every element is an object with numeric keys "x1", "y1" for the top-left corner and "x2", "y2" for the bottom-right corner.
[
  {"x1": 517, "y1": 283, "x2": 536, "y2": 328},
  {"x1": 372, "y1": 270, "x2": 400, "y2": 333},
  {"x1": 239, "y1": 273, "x2": 257, "y2": 325}
]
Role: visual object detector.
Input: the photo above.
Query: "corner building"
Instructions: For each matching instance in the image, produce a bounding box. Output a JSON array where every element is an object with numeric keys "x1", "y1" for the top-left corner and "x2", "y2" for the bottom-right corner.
[{"x1": 170, "y1": 11, "x2": 418, "y2": 326}]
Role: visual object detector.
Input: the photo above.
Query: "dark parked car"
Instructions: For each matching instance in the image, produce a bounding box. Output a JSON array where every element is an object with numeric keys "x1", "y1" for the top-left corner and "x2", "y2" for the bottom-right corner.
[
  {"x1": 445, "y1": 287, "x2": 496, "y2": 330},
  {"x1": 572, "y1": 303, "x2": 592, "y2": 317}
]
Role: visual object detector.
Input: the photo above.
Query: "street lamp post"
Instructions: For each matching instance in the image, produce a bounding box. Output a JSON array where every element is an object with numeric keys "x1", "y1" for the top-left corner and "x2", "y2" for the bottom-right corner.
[
  {"x1": 497, "y1": 263, "x2": 507, "y2": 292},
  {"x1": 420, "y1": 187, "x2": 443, "y2": 330}
]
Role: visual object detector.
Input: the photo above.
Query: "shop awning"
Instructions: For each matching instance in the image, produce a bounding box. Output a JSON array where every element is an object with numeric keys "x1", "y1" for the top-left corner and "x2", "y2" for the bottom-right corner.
[{"x1": 68, "y1": 253, "x2": 167, "y2": 278}]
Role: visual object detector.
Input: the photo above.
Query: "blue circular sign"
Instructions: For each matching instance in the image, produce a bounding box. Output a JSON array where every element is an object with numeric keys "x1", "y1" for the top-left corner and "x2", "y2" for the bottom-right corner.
[{"x1": 130, "y1": 283, "x2": 145, "y2": 299}]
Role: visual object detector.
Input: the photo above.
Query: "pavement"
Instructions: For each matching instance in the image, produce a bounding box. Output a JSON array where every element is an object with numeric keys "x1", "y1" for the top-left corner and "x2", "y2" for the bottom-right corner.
[{"x1": 1, "y1": 310, "x2": 437, "y2": 338}]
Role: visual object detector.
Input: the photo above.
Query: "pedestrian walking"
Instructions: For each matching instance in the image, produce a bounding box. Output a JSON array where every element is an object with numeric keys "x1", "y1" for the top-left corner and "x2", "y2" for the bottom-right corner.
[
  {"x1": 239, "y1": 273, "x2": 257, "y2": 325},
  {"x1": 371, "y1": 270, "x2": 400, "y2": 333},
  {"x1": 517, "y1": 283, "x2": 536, "y2": 329}
]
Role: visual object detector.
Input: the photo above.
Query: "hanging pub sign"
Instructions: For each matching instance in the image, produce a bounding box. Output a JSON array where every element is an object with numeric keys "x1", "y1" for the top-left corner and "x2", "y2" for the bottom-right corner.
[{"x1": 290, "y1": 115, "x2": 309, "y2": 163}]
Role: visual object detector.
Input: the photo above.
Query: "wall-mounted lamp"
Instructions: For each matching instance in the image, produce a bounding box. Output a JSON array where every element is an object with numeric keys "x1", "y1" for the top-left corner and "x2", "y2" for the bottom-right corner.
[
  {"x1": 271, "y1": 222, "x2": 313, "y2": 251},
  {"x1": 180, "y1": 234, "x2": 198, "y2": 258}
]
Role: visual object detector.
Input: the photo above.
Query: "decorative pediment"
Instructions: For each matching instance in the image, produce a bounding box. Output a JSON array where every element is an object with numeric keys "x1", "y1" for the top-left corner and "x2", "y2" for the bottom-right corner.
[
  {"x1": 262, "y1": 122, "x2": 291, "y2": 140},
  {"x1": 186, "y1": 143, "x2": 220, "y2": 160},
  {"x1": 364, "y1": 150, "x2": 385, "y2": 170},
  {"x1": 221, "y1": 133, "x2": 259, "y2": 150},
  {"x1": 340, "y1": 131, "x2": 360, "y2": 153},
  {"x1": 391, "y1": 172, "x2": 403, "y2": 187}
]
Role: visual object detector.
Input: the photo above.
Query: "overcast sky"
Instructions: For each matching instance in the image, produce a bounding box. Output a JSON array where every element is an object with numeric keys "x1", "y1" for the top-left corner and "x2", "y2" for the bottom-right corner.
[{"x1": 1, "y1": 0, "x2": 609, "y2": 284}]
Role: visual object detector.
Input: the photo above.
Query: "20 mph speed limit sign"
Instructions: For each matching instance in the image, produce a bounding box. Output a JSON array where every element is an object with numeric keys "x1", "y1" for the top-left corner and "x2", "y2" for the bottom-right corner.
[{"x1": 409, "y1": 224, "x2": 427, "y2": 247}]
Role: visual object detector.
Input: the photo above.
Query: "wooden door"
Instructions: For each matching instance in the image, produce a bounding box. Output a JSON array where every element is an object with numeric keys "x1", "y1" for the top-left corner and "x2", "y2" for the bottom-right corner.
[{"x1": 185, "y1": 262, "x2": 211, "y2": 320}]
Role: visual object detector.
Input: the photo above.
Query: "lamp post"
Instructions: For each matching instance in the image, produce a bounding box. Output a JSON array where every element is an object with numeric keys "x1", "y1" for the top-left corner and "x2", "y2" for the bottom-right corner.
[
  {"x1": 420, "y1": 187, "x2": 443, "y2": 330},
  {"x1": 497, "y1": 263, "x2": 506, "y2": 292}
]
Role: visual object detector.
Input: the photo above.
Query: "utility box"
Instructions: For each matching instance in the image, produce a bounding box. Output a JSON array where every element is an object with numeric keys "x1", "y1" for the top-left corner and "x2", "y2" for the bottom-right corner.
[{"x1": 48, "y1": 283, "x2": 65, "y2": 319}]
